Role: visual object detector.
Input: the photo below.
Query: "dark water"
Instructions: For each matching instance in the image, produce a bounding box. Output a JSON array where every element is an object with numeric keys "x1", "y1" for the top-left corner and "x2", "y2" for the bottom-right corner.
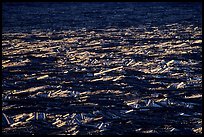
[
  {"x1": 2, "y1": 2, "x2": 202, "y2": 135},
  {"x1": 2, "y1": 2, "x2": 202, "y2": 32}
]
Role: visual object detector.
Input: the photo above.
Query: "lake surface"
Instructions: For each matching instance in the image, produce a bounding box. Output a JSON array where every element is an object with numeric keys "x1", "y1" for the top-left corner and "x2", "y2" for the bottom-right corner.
[
  {"x1": 2, "y1": 2, "x2": 202, "y2": 135},
  {"x1": 2, "y1": 2, "x2": 202, "y2": 32}
]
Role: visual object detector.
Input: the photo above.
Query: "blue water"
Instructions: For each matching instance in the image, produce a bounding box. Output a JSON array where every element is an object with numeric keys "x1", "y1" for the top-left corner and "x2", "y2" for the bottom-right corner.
[{"x1": 2, "y1": 2, "x2": 202, "y2": 32}]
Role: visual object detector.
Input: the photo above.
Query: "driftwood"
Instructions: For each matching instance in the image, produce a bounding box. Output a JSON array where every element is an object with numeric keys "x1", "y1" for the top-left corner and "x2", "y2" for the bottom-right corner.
[
  {"x1": 94, "y1": 66, "x2": 123, "y2": 76},
  {"x1": 2, "y1": 25, "x2": 202, "y2": 135}
]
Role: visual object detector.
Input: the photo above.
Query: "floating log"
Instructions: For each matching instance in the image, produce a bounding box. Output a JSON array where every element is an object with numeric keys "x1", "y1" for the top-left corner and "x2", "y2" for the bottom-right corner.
[
  {"x1": 12, "y1": 86, "x2": 48, "y2": 95},
  {"x1": 94, "y1": 66, "x2": 123, "y2": 76}
]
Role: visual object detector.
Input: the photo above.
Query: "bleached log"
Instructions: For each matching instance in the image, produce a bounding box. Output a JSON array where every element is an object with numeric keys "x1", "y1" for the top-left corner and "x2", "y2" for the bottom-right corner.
[
  {"x1": 94, "y1": 66, "x2": 123, "y2": 76},
  {"x1": 12, "y1": 86, "x2": 47, "y2": 95}
]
